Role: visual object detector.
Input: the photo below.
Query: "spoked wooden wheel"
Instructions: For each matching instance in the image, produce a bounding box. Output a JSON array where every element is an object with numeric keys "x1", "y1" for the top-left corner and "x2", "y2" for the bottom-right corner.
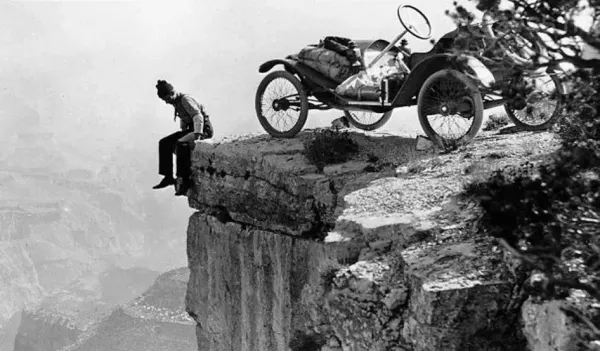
[
  {"x1": 255, "y1": 70, "x2": 309, "y2": 138},
  {"x1": 504, "y1": 72, "x2": 565, "y2": 131},
  {"x1": 343, "y1": 110, "x2": 392, "y2": 131},
  {"x1": 417, "y1": 69, "x2": 484, "y2": 147}
]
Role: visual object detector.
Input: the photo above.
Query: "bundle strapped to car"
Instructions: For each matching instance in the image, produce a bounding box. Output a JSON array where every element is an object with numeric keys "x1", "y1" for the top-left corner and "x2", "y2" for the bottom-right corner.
[
  {"x1": 297, "y1": 36, "x2": 409, "y2": 103},
  {"x1": 297, "y1": 36, "x2": 362, "y2": 83},
  {"x1": 335, "y1": 53, "x2": 408, "y2": 102}
]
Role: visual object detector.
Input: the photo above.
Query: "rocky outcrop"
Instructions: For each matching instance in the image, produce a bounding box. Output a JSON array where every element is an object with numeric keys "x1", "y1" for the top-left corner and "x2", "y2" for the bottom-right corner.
[
  {"x1": 188, "y1": 135, "x2": 351, "y2": 238},
  {"x1": 14, "y1": 310, "x2": 81, "y2": 351},
  {"x1": 0, "y1": 155, "x2": 188, "y2": 339},
  {"x1": 13, "y1": 265, "x2": 159, "y2": 351},
  {"x1": 0, "y1": 241, "x2": 44, "y2": 325},
  {"x1": 522, "y1": 299, "x2": 574, "y2": 351},
  {"x1": 184, "y1": 131, "x2": 544, "y2": 351},
  {"x1": 0, "y1": 128, "x2": 193, "y2": 350},
  {"x1": 521, "y1": 295, "x2": 600, "y2": 351},
  {"x1": 186, "y1": 214, "x2": 338, "y2": 351},
  {"x1": 60, "y1": 267, "x2": 195, "y2": 351},
  {"x1": 401, "y1": 239, "x2": 521, "y2": 351},
  {"x1": 0, "y1": 311, "x2": 22, "y2": 351},
  {"x1": 0, "y1": 203, "x2": 61, "y2": 241}
]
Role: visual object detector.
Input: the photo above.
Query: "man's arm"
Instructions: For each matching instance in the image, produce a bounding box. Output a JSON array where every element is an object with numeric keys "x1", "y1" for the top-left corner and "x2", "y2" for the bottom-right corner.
[
  {"x1": 181, "y1": 96, "x2": 204, "y2": 138},
  {"x1": 179, "y1": 118, "x2": 189, "y2": 131}
]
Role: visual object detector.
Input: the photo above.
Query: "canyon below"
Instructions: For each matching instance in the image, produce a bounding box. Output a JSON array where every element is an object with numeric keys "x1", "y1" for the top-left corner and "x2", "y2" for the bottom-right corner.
[{"x1": 0, "y1": 126, "x2": 587, "y2": 351}]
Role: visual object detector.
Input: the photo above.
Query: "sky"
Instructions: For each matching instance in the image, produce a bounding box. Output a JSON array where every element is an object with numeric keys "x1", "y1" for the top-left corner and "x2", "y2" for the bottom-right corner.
[{"x1": 0, "y1": 0, "x2": 467, "y2": 168}]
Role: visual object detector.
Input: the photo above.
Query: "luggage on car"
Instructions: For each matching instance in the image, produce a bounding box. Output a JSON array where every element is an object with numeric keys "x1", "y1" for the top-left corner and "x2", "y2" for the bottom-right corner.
[
  {"x1": 297, "y1": 46, "x2": 352, "y2": 83},
  {"x1": 334, "y1": 71, "x2": 380, "y2": 100}
]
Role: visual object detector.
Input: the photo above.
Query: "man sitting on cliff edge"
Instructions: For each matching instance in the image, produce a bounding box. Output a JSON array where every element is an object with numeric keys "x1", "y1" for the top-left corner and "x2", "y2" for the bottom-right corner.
[{"x1": 152, "y1": 79, "x2": 214, "y2": 196}]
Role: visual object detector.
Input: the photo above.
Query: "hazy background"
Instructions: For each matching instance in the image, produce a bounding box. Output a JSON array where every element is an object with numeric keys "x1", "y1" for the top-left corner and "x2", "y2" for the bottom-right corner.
[
  {"x1": 0, "y1": 0, "x2": 464, "y2": 166},
  {"x1": 2, "y1": 1, "x2": 598, "y2": 349}
]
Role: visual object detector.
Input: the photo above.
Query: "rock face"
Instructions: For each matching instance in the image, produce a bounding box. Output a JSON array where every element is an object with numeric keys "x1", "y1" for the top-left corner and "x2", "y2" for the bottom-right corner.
[
  {"x1": 401, "y1": 240, "x2": 519, "y2": 351},
  {"x1": 0, "y1": 312, "x2": 22, "y2": 351},
  {"x1": 0, "y1": 242, "x2": 44, "y2": 325},
  {"x1": 13, "y1": 266, "x2": 159, "y2": 351},
  {"x1": 0, "y1": 137, "x2": 190, "y2": 348},
  {"x1": 184, "y1": 131, "x2": 550, "y2": 351},
  {"x1": 186, "y1": 214, "x2": 337, "y2": 351},
  {"x1": 520, "y1": 297, "x2": 594, "y2": 351},
  {"x1": 188, "y1": 135, "x2": 345, "y2": 238},
  {"x1": 14, "y1": 310, "x2": 80, "y2": 351},
  {"x1": 59, "y1": 267, "x2": 196, "y2": 351}
]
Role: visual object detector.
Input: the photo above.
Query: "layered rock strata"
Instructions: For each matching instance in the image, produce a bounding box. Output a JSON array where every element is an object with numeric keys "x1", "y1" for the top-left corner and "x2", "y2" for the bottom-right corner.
[
  {"x1": 185, "y1": 131, "x2": 548, "y2": 351},
  {"x1": 60, "y1": 268, "x2": 195, "y2": 351},
  {"x1": 14, "y1": 310, "x2": 81, "y2": 351},
  {"x1": 13, "y1": 265, "x2": 159, "y2": 351}
]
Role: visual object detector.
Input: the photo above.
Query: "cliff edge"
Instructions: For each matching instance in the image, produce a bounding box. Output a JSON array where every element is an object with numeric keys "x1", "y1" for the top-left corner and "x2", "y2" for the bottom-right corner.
[{"x1": 184, "y1": 129, "x2": 560, "y2": 351}]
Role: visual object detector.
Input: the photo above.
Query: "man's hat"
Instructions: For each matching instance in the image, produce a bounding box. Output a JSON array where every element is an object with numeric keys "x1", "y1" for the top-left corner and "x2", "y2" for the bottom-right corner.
[{"x1": 156, "y1": 79, "x2": 174, "y2": 98}]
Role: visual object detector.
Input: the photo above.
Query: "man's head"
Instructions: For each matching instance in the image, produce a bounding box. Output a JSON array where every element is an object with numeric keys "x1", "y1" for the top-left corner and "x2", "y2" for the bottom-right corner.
[{"x1": 156, "y1": 79, "x2": 177, "y2": 104}]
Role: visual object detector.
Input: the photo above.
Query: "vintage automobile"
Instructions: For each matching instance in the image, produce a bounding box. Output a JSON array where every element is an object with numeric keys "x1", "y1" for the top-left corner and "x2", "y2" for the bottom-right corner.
[{"x1": 254, "y1": 4, "x2": 497, "y2": 147}]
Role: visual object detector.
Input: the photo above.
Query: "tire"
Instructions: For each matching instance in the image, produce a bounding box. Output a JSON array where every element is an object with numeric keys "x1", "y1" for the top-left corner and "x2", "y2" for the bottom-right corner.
[
  {"x1": 504, "y1": 73, "x2": 565, "y2": 131},
  {"x1": 417, "y1": 69, "x2": 484, "y2": 147},
  {"x1": 255, "y1": 70, "x2": 309, "y2": 138},
  {"x1": 343, "y1": 110, "x2": 393, "y2": 131}
]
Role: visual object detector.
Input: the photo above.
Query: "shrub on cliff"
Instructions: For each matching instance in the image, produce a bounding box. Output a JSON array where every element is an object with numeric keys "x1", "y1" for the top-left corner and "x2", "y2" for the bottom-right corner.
[
  {"x1": 555, "y1": 67, "x2": 600, "y2": 164},
  {"x1": 465, "y1": 154, "x2": 600, "y2": 287},
  {"x1": 303, "y1": 129, "x2": 359, "y2": 171},
  {"x1": 463, "y1": 66, "x2": 600, "y2": 305},
  {"x1": 451, "y1": 0, "x2": 600, "y2": 343},
  {"x1": 483, "y1": 113, "x2": 511, "y2": 131}
]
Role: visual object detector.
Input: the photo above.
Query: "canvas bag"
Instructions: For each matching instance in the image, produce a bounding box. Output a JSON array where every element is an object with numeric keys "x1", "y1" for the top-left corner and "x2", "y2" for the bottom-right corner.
[
  {"x1": 297, "y1": 46, "x2": 352, "y2": 83},
  {"x1": 176, "y1": 94, "x2": 214, "y2": 139}
]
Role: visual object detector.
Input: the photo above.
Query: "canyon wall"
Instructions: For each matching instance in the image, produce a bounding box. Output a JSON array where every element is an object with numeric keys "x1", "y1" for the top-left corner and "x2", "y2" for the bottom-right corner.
[{"x1": 184, "y1": 133, "x2": 530, "y2": 351}]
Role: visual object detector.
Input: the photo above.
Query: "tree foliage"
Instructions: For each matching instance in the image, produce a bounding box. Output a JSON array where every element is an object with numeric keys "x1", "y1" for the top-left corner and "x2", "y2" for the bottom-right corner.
[
  {"x1": 451, "y1": 0, "x2": 600, "y2": 343},
  {"x1": 448, "y1": 0, "x2": 600, "y2": 68}
]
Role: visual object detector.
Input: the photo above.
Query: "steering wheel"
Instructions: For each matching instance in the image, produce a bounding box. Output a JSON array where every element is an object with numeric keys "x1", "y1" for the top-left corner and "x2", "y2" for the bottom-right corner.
[{"x1": 397, "y1": 5, "x2": 432, "y2": 40}]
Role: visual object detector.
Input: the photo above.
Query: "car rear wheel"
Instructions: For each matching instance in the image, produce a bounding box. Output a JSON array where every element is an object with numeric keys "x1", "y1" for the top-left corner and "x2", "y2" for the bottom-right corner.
[
  {"x1": 255, "y1": 70, "x2": 309, "y2": 138},
  {"x1": 504, "y1": 73, "x2": 565, "y2": 131}
]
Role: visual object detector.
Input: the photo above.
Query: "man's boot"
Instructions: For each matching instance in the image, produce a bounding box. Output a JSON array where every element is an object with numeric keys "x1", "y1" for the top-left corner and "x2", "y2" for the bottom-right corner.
[
  {"x1": 152, "y1": 176, "x2": 176, "y2": 189},
  {"x1": 174, "y1": 177, "x2": 191, "y2": 196}
]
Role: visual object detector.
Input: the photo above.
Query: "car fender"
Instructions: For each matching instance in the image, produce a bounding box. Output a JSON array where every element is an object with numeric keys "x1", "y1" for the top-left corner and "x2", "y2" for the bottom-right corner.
[
  {"x1": 458, "y1": 55, "x2": 495, "y2": 89},
  {"x1": 258, "y1": 58, "x2": 300, "y2": 74},
  {"x1": 258, "y1": 58, "x2": 340, "y2": 91},
  {"x1": 391, "y1": 53, "x2": 494, "y2": 106}
]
